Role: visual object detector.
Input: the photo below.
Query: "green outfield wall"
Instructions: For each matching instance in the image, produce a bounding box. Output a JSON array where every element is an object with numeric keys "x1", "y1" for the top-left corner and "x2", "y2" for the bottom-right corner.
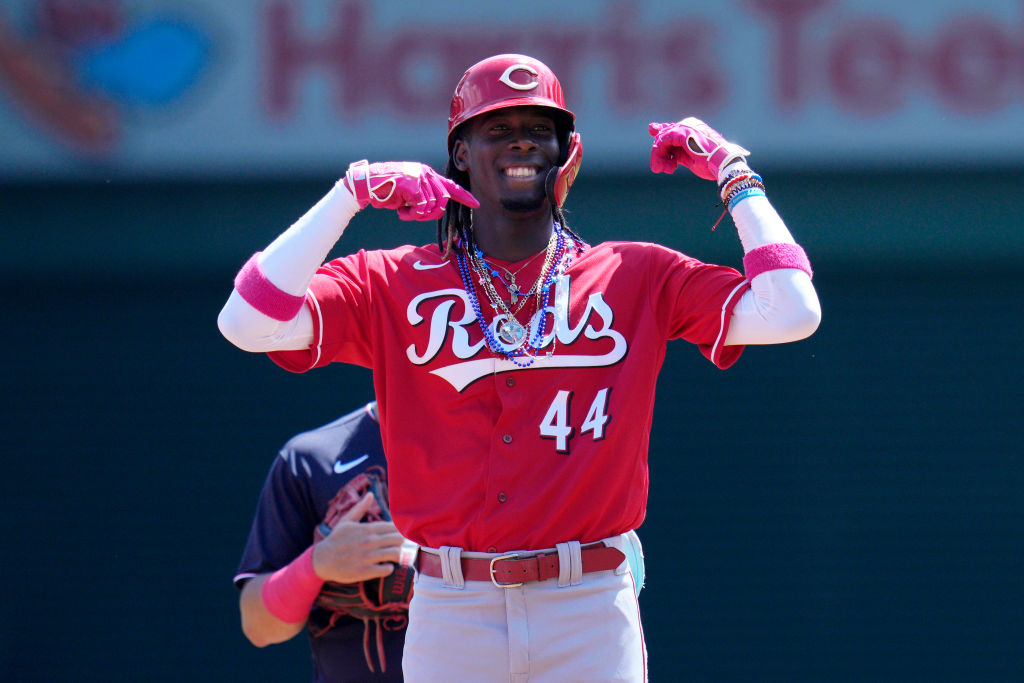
[{"x1": 2, "y1": 168, "x2": 1021, "y2": 681}]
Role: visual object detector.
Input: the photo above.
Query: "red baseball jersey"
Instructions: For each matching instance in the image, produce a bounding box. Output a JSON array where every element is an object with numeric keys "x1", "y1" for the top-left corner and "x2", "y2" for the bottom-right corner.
[{"x1": 269, "y1": 240, "x2": 749, "y2": 552}]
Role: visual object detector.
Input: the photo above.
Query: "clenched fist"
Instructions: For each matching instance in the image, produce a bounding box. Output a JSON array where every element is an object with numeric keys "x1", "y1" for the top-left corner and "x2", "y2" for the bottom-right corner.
[{"x1": 648, "y1": 117, "x2": 750, "y2": 182}]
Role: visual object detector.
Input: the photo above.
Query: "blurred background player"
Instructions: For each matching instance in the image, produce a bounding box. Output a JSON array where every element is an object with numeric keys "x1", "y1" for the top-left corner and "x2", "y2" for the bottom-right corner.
[
  {"x1": 235, "y1": 401, "x2": 409, "y2": 682},
  {"x1": 219, "y1": 53, "x2": 819, "y2": 680}
]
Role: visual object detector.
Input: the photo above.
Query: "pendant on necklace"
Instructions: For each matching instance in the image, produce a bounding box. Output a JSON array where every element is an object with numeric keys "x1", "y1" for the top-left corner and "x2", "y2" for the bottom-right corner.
[
  {"x1": 506, "y1": 273, "x2": 519, "y2": 305},
  {"x1": 497, "y1": 319, "x2": 527, "y2": 347}
]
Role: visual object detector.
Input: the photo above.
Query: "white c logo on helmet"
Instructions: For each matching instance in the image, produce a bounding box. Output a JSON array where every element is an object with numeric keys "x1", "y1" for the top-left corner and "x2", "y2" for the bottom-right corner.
[{"x1": 498, "y1": 64, "x2": 539, "y2": 91}]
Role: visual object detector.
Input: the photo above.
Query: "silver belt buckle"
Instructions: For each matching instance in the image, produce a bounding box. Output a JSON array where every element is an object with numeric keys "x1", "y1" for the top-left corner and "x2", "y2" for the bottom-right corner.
[{"x1": 489, "y1": 553, "x2": 522, "y2": 588}]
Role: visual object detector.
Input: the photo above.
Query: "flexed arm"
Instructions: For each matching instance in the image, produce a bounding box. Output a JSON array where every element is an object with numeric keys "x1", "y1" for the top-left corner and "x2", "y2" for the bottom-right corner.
[
  {"x1": 217, "y1": 162, "x2": 478, "y2": 353},
  {"x1": 649, "y1": 118, "x2": 821, "y2": 345}
]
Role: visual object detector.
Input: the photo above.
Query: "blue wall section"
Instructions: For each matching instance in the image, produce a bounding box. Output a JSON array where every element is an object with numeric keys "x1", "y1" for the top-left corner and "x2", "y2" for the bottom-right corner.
[{"x1": 2, "y1": 169, "x2": 1022, "y2": 681}]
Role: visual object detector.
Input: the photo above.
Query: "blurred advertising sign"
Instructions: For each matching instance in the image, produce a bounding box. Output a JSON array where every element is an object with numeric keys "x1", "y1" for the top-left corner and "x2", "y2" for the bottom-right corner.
[{"x1": 1, "y1": 0, "x2": 1021, "y2": 179}]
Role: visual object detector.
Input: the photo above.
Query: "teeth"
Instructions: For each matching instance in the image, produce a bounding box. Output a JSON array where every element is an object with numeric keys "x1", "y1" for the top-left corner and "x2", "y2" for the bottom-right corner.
[{"x1": 505, "y1": 167, "x2": 537, "y2": 178}]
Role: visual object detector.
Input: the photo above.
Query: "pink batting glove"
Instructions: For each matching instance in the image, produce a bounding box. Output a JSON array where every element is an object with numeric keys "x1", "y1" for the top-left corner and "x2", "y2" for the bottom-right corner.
[
  {"x1": 648, "y1": 117, "x2": 751, "y2": 181},
  {"x1": 342, "y1": 160, "x2": 479, "y2": 221}
]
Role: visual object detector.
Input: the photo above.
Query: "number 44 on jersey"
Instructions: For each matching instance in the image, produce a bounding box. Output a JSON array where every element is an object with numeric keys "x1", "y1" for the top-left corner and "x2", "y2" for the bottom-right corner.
[{"x1": 539, "y1": 388, "x2": 611, "y2": 453}]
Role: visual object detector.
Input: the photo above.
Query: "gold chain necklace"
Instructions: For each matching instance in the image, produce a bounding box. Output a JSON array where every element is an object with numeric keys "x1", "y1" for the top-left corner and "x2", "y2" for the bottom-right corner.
[
  {"x1": 473, "y1": 233, "x2": 555, "y2": 306},
  {"x1": 495, "y1": 248, "x2": 549, "y2": 305},
  {"x1": 469, "y1": 234, "x2": 558, "y2": 347}
]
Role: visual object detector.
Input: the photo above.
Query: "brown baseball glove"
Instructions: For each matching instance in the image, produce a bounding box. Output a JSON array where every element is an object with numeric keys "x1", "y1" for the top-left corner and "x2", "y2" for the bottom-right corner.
[{"x1": 311, "y1": 465, "x2": 414, "y2": 673}]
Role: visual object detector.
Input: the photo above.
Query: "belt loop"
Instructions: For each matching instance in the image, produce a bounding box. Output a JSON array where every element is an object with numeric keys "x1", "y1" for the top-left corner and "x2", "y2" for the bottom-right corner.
[
  {"x1": 606, "y1": 533, "x2": 630, "y2": 576},
  {"x1": 621, "y1": 531, "x2": 641, "y2": 580},
  {"x1": 556, "y1": 540, "x2": 583, "y2": 587},
  {"x1": 556, "y1": 543, "x2": 570, "y2": 588},
  {"x1": 439, "y1": 546, "x2": 465, "y2": 589}
]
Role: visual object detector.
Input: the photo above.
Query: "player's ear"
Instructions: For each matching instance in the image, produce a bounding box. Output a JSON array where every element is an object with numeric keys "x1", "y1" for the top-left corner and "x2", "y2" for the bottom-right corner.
[{"x1": 452, "y1": 139, "x2": 470, "y2": 172}]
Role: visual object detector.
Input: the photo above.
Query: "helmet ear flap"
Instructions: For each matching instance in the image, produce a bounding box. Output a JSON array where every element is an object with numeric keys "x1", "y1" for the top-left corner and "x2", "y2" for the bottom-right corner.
[
  {"x1": 545, "y1": 131, "x2": 582, "y2": 208},
  {"x1": 556, "y1": 113, "x2": 574, "y2": 165}
]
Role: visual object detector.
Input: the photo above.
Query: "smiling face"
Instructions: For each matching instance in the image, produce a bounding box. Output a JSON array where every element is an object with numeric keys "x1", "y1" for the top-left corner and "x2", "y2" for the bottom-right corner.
[{"x1": 452, "y1": 106, "x2": 562, "y2": 214}]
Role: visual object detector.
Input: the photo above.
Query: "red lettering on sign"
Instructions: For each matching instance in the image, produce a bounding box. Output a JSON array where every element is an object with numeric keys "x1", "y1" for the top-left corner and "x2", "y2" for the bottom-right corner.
[
  {"x1": 828, "y1": 19, "x2": 908, "y2": 115},
  {"x1": 749, "y1": 0, "x2": 1023, "y2": 116},
  {"x1": 659, "y1": 19, "x2": 726, "y2": 114},
  {"x1": 262, "y1": 0, "x2": 726, "y2": 121},
  {"x1": 37, "y1": 0, "x2": 122, "y2": 48},
  {"x1": 602, "y1": 2, "x2": 644, "y2": 106},
  {"x1": 929, "y1": 16, "x2": 1015, "y2": 114},
  {"x1": 263, "y1": 0, "x2": 1023, "y2": 123},
  {"x1": 266, "y1": 1, "x2": 368, "y2": 118},
  {"x1": 747, "y1": 0, "x2": 829, "y2": 110}
]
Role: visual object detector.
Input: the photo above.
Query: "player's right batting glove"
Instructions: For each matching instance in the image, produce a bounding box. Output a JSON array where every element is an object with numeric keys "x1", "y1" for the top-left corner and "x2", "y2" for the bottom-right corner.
[
  {"x1": 342, "y1": 160, "x2": 478, "y2": 221},
  {"x1": 648, "y1": 118, "x2": 750, "y2": 182}
]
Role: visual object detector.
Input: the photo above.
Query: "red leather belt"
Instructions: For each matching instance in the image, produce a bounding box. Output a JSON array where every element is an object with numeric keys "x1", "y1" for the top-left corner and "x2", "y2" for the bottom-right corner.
[{"x1": 416, "y1": 544, "x2": 626, "y2": 588}]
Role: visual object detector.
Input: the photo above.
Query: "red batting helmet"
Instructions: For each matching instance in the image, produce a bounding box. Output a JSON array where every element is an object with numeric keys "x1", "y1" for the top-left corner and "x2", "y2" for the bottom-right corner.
[{"x1": 447, "y1": 54, "x2": 575, "y2": 151}]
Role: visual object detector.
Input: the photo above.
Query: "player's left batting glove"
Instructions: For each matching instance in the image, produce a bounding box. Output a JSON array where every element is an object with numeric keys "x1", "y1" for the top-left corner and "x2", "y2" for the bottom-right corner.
[
  {"x1": 648, "y1": 118, "x2": 751, "y2": 182},
  {"x1": 343, "y1": 160, "x2": 479, "y2": 221}
]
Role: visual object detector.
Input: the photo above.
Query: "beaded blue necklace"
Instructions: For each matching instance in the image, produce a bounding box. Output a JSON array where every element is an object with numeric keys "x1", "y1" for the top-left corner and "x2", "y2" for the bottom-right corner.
[
  {"x1": 473, "y1": 245, "x2": 548, "y2": 306},
  {"x1": 455, "y1": 223, "x2": 579, "y2": 368}
]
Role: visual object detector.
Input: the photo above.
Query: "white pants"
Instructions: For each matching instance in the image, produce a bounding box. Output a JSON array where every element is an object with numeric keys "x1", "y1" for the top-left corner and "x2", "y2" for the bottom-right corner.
[{"x1": 403, "y1": 534, "x2": 647, "y2": 682}]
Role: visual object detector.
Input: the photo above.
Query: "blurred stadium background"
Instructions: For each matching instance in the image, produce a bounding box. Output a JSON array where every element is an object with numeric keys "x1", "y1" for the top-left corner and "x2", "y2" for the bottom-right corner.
[{"x1": 1, "y1": 0, "x2": 1022, "y2": 680}]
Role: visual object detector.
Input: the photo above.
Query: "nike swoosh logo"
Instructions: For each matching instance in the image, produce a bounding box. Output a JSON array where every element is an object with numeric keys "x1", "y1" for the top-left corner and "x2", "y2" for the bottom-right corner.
[
  {"x1": 334, "y1": 454, "x2": 369, "y2": 474},
  {"x1": 413, "y1": 260, "x2": 449, "y2": 270}
]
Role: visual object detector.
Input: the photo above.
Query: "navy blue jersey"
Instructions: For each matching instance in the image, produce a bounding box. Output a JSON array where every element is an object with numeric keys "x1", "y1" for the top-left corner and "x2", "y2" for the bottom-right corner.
[{"x1": 235, "y1": 402, "x2": 405, "y2": 681}]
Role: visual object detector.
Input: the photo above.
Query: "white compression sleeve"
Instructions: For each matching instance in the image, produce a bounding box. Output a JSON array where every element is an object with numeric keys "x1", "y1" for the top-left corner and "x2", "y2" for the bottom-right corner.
[
  {"x1": 217, "y1": 180, "x2": 361, "y2": 352},
  {"x1": 260, "y1": 179, "x2": 361, "y2": 293},
  {"x1": 718, "y1": 162, "x2": 821, "y2": 345},
  {"x1": 719, "y1": 160, "x2": 794, "y2": 251}
]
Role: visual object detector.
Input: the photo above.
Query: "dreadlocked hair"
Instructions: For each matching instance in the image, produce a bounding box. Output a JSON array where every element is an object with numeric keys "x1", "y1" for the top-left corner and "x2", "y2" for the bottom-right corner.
[
  {"x1": 437, "y1": 157, "x2": 475, "y2": 258},
  {"x1": 437, "y1": 116, "x2": 583, "y2": 258}
]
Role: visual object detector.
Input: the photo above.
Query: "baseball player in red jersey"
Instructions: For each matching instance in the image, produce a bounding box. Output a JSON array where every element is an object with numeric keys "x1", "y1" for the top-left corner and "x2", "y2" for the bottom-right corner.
[{"x1": 218, "y1": 54, "x2": 820, "y2": 681}]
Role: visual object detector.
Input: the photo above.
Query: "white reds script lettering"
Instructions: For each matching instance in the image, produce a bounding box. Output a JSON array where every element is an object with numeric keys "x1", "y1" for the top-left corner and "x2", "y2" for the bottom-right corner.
[
  {"x1": 405, "y1": 274, "x2": 627, "y2": 391},
  {"x1": 498, "y1": 64, "x2": 539, "y2": 91}
]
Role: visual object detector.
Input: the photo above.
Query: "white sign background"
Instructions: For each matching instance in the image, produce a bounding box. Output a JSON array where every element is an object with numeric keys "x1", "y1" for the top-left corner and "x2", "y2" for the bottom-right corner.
[{"x1": 1, "y1": 0, "x2": 1021, "y2": 180}]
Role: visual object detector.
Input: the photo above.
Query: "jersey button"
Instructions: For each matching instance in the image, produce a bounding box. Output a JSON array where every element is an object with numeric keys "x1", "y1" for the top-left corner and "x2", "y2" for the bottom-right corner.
[
  {"x1": 506, "y1": 377, "x2": 515, "y2": 387},
  {"x1": 497, "y1": 492, "x2": 507, "y2": 503},
  {"x1": 487, "y1": 546, "x2": 497, "y2": 553},
  {"x1": 502, "y1": 434, "x2": 513, "y2": 444}
]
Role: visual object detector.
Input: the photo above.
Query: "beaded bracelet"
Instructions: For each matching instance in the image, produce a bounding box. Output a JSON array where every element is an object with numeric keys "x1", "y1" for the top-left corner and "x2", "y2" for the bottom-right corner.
[
  {"x1": 711, "y1": 170, "x2": 765, "y2": 230},
  {"x1": 722, "y1": 178, "x2": 762, "y2": 199},
  {"x1": 719, "y1": 174, "x2": 752, "y2": 199},
  {"x1": 720, "y1": 173, "x2": 763, "y2": 202},
  {"x1": 719, "y1": 169, "x2": 761, "y2": 192},
  {"x1": 723, "y1": 179, "x2": 765, "y2": 206},
  {"x1": 717, "y1": 168, "x2": 750, "y2": 192},
  {"x1": 719, "y1": 170, "x2": 759, "y2": 192}
]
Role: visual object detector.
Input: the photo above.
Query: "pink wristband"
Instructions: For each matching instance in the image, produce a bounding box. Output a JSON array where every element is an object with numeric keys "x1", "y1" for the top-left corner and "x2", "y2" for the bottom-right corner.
[
  {"x1": 260, "y1": 546, "x2": 324, "y2": 623},
  {"x1": 743, "y1": 243, "x2": 813, "y2": 280},
  {"x1": 234, "y1": 252, "x2": 307, "y2": 321}
]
